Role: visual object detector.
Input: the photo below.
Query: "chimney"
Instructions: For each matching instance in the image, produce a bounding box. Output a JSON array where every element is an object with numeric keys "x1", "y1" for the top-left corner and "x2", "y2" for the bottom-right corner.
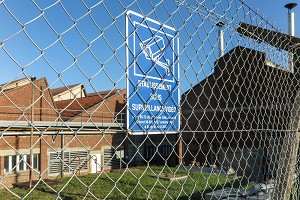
[
  {"x1": 284, "y1": 3, "x2": 297, "y2": 36},
  {"x1": 284, "y1": 3, "x2": 297, "y2": 72}
]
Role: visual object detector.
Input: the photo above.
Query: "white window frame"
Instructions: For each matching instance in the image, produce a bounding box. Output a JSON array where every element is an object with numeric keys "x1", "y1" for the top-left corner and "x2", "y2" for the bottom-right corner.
[{"x1": 4, "y1": 154, "x2": 39, "y2": 174}]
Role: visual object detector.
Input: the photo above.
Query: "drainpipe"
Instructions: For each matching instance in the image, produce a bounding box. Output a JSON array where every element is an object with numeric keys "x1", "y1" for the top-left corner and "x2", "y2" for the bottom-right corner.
[
  {"x1": 285, "y1": 3, "x2": 297, "y2": 72},
  {"x1": 216, "y1": 22, "x2": 225, "y2": 57}
]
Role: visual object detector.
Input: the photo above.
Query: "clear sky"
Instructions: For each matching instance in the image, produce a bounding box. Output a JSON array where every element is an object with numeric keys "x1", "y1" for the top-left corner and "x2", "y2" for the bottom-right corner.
[
  {"x1": 0, "y1": 0, "x2": 299, "y2": 94},
  {"x1": 250, "y1": 0, "x2": 299, "y2": 35}
]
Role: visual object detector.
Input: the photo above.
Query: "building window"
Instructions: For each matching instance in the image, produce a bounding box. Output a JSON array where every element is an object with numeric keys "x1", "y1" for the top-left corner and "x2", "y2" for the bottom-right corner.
[
  {"x1": 19, "y1": 155, "x2": 25, "y2": 171},
  {"x1": 145, "y1": 146, "x2": 155, "y2": 159},
  {"x1": 26, "y1": 154, "x2": 30, "y2": 170},
  {"x1": 11, "y1": 155, "x2": 16, "y2": 172},
  {"x1": 4, "y1": 156, "x2": 9, "y2": 173},
  {"x1": 162, "y1": 145, "x2": 172, "y2": 157},
  {"x1": 33, "y1": 154, "x2": 40, "y2": 170},
  {"x1": 4, "y1": 154, "x2": 40, "y2": 174}
]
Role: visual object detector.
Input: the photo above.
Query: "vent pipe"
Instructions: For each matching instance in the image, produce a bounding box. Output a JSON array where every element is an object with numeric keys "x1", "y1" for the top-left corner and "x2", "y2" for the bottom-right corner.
[
  {"x1": 216, "y1": 22, "x2": 225, "y2": 57},
  {"x1": 284, "y1": 3, "x2": 297, "y2": 72},
  {"x1": 285, "y1": 3, "x2": 297, "y2": 36}
]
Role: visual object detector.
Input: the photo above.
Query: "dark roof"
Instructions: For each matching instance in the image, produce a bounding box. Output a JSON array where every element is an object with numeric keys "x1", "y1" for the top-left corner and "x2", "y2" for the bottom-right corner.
[
  {"x1": 237, "y1": 22, "x2": 300, "y2": 52},
  {"x1": 55, "y1": 90, "x2": 118, "y2": 121},
  {"x1": 87, "y1": 90, "x2": 119, "y2": 97},
  {"x1": 50, "y1": 84, "x2": 82, "y2": 96}
]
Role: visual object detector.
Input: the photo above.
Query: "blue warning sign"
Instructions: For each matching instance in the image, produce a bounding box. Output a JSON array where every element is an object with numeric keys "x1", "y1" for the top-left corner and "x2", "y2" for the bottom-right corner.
[{"x1": 126, "y1": 10, "x2": 180, "y2": 134}]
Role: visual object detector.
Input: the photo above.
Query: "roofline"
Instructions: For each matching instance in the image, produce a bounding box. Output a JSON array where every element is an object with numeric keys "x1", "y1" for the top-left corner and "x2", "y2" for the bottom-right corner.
[
  {"x1": 51, "y1": 83, "x2": 86, "y2": 98},
  {"x1": 236, "y1": 22, "x2": 300, "y2": 52},
  {"x1": 1, "y1": 77, "x2": 45, "y2": 94},
  {"x1": 64, "y1": 89, "x2": 125, "y2": 122},
  {"x1": 43, "y1": 77, "x2": 58, "y2": 110},
  {"x1": 0, "y1": 76, "x2": 34, "y2": 91},
  {"x1": 0, "y1": 77, "x2": 58, "y2": 111},
  {"x1": 182, "y1": 45, "x2": 292, "y2": 96}
]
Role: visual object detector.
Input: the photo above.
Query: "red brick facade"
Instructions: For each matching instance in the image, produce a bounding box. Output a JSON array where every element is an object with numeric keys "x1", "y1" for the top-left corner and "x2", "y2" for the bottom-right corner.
[
  {"x1": 68, "y1": 90, "x2": 126, "y2": 123},
  {"x1": 0, "y1": 77, "x2": 178, "y2": 188},
  {"x1": 0, "y1": 78, "x2": 128, "y2": 188},
  {"x1": 0, "y1": 78, "x2": 57, "y2": 121}
]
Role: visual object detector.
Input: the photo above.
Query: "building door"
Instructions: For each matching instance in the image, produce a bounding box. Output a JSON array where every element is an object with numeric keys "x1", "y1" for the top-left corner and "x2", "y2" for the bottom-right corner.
[{"x1": 90, "y1": 154, "x2": 101, "y2": 173}]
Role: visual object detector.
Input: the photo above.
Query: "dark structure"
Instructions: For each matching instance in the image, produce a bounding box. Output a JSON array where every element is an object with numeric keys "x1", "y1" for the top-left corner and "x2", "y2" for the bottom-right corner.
[{"x1": 181, "y1": 46, "x2": 298, "y2": 181}]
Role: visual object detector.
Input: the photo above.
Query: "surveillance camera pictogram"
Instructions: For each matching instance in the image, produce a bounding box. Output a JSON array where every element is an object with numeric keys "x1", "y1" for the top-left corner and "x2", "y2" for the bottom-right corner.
[{"x1": 139, "y1": 35, "x2": 171, "y2": 75}]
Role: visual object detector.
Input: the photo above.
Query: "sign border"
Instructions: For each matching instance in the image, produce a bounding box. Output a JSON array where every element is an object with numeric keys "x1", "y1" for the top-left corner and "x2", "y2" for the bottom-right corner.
[{"x1": 126, "y1": 10, "x2": 180, "y2": 135}]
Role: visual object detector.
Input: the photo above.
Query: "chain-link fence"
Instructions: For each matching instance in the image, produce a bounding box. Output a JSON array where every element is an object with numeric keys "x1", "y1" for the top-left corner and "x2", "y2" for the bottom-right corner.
[{"x1": 0, "y1": 0, "x2": 299, "y2": 199}]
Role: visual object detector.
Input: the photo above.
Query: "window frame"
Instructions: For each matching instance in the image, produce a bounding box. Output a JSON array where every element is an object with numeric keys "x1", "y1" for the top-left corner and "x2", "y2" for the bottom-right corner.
[
  {"x1": 4, "y1": 154, "x2": 40, "y2": 174},
  {"x1": 145, "y1": 146, "x2": 155, "y2": 159},
  {"x1": 162, "y1": 145, "x2": 172, "y2": 157}
]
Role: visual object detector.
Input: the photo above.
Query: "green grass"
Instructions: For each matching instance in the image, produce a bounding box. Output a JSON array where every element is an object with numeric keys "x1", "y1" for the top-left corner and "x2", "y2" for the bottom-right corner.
[{"x1": 0, "y1": 166, "x2": 237, "y2": 199}]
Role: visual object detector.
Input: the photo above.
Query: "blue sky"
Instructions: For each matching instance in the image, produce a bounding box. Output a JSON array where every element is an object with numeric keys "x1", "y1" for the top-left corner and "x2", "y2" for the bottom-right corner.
[
  {"x1": 0, "y1": 0, "x2": 299, "y2": 94},
  {"x1": 251, "y1": 0, "x2": 299, "y2": 35}
]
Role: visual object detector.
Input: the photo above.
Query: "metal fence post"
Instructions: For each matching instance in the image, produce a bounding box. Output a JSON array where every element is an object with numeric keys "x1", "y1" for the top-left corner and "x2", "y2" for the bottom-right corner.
[{"x1": 29, "y1": 76, "x2": 36, "y2": 188}]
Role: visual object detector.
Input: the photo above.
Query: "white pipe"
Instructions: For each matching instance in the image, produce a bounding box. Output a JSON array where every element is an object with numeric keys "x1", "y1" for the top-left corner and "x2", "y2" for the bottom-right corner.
[
  {"x1": 288, "y1": 11, "x2": 295, "y2": 72},
  {"x1": 289, "y1": 11, "x2": 295, "y2": 36},
  {"x1": 219, "y1": 29, "x2": 224, "y2": 57}
]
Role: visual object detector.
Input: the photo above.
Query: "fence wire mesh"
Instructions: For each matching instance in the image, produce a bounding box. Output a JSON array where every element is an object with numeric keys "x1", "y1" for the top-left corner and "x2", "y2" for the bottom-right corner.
[{"x1": 0, "y1": 0, "x2": 299, "y2": 199}]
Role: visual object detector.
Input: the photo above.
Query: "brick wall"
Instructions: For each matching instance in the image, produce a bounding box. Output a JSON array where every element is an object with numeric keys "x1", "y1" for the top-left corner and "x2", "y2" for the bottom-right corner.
[
  {"x1": 70, "y1": 90, "x2": 126, "y2": 123},
  {"x1": 0, "y1": 132, "x2": 127, "y2": 188},
  {"x1": 0, "y1": 83, "x2": 128, "y2": 188},
  {"x1": 0, "y1": 78, "x2": 57, "y2": 121},
  {"x1": 1, "y1": 171, "x2": 40, "y2": 188}
]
